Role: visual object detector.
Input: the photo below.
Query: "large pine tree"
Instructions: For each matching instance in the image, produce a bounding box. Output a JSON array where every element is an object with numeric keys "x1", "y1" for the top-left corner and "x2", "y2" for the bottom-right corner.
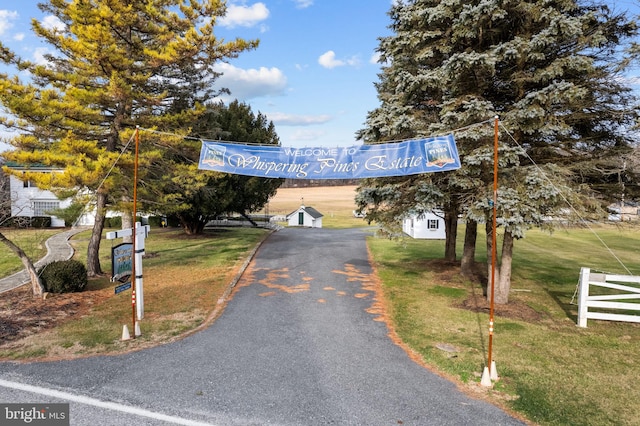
[
  {"x1": 357, "y1": 0, "x2": 639, "y2": 303},
  {"x1": 0, "y1": 0, "x2": 257, "y2": 276}
]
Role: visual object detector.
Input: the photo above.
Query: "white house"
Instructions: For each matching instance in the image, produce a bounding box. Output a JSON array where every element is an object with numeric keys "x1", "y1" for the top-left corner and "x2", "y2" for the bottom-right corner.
[
  {"x1": 286, "y1": 205, "x2": 323, "y2": 228},
  {"x1": 5, "y1": 164, "x2": 70, "y2": 227},
  {"x1": 403, "y1": 211, "x2": 446, "y2": 239}
]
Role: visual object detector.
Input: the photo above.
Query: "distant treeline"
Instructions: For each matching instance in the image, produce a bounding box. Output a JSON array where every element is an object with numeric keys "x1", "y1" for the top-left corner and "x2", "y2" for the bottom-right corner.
[{"x1": 281, "y1": 179, "x2": 359, "y2": 188}]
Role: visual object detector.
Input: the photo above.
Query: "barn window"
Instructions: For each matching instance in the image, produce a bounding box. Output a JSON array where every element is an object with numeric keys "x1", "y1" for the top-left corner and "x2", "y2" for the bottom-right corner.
[{"x1": 427, "y1": 219, "x2": 439, "y2": 230}]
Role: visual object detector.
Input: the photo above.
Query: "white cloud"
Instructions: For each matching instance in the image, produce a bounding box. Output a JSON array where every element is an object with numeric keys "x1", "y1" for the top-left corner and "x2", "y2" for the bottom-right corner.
[
  {"x1": 13, "y1": 33, "x2": 24, "y2": 41},
  {"x1": 621, "y1": 75, "x2": 640, "y2": 86},
  {"x1": 41, "y1": 15, "x2": 65, "y2": 32},
  {"x1": 292, "y1": 0, "x2": 313, "y2": 9},
  {"x1": 213, "y1": 62, "x2": 287, "y2": 100},
  {"x1": 290, "y1": 128, "x2": 326, "y2": 142},
  {"x1": 0, "y1": 10, "x2": 18, "y2": 36},
  {"x1": 346, "y1": 56, "x2": 361, "y2": 67},
  {"x1": 318, "y1": 50, "x2": 361, "y2": 69},
  {"x1": 220, "y1": 3, "x2": 269, "y2": 28},
  {"x1": 33, "y1": 47, "x2": 51, "y2": 66},
  {"x1": 266, "y1": 112, "x2": 332, "y2": 126},
  {"x1": 318, "y1": 51, "x2": 343, "y2": 69}
]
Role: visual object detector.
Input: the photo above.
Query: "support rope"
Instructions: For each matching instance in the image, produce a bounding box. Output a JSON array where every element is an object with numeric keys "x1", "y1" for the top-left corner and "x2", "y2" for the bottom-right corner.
[{"x1": 499, "y1": 123, "x2": 632, "y2": 275}]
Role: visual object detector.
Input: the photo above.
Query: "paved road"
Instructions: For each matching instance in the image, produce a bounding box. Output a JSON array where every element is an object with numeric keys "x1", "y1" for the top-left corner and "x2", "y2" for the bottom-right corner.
[{"x1": 0, "y1": 227, "x2": 525, "y2": 425}]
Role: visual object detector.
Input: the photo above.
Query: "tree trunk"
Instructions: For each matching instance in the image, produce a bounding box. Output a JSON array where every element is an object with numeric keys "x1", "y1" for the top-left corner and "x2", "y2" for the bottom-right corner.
[
  {"x1": 87, "y1": 191, "x2": 107, "y2": 277},
  {"x1": 444, "y1": 208, "x2": 458, "y2": 261},
  {"x1": 495, "y1": 230, "x2": 514, "y2": 304},
  {"x1": 240, "y1": 212, "x2": 258, "y2": 227},
  {"x1": 485, "y1": 219, "x2": 500, "y2": 300},
  {"x1": 121, "y1": 210, "x2": 133, "y2": 243},
  {"x1": 461, "y1": 219, "x2": 477, "y2": 276},
  {"x1": 178, "y1": 214, "x2": 207, "y2": 235},
  {"x1": 0, "y1": 231, "x2": 44, "y2": 297}
]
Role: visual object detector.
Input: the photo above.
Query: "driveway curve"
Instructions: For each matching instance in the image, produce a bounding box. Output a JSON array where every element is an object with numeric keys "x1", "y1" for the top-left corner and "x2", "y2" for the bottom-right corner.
[{"x1": 0, "y1": 227, "x2": 525, "y2": 425}]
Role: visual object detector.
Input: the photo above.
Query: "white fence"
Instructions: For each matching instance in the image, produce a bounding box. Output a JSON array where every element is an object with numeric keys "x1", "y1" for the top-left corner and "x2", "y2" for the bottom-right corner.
[{"x1": 577, "y1": 267, "x2": 640, "y2": 327}]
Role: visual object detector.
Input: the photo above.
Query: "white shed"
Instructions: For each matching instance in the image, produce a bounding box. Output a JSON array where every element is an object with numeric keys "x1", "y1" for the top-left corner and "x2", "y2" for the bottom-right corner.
[
  {"x1": 403, "y1": 211, "x2": 445, "y2": 239},
  {"x1": 286, "y1": 205, "x2": 323, "y2": 228}
]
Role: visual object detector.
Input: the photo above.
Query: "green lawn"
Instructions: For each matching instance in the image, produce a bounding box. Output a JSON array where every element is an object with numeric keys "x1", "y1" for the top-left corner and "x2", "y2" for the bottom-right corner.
[
  {"x1": 367, "y1": 222, "x2": 640, "y2": 426},
  {"x1": 0, "y1": 226, "x2": 270, "y2": 359},
  {"x1": 0, "y1": 228, "x2": 60, "y2": 275}
]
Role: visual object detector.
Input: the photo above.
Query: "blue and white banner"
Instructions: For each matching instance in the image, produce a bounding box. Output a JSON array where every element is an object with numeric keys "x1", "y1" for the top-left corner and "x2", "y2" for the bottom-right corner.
[{"x1": 198, "y1": 134, "x2": 460, "y2": 179}]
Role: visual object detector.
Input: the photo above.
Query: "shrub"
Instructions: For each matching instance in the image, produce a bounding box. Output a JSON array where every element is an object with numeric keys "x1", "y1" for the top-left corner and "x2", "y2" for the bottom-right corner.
[
  {"x1": 39, "y1": 260, "x2": 88, "y2": 293},
  {"x1": 9, "y1": 216, "x2": 52, "y2": 228},
  {"x1": 104, "y1": 216, "x2": 122, "y2": 228}
]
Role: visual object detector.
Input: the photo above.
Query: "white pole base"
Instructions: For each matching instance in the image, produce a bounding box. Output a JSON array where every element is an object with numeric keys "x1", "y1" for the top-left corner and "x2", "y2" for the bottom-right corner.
[
  {"x1": 480, "y1": 366, "x2": 493, "y2": 387},
  {"x1": 490, "y1": 360, "x2": 499, "y2": 381},
  {"x1": 134, "y1": 321, "x2": 142, "y2": 336},
  {"x1": 121, "y1": 325, "x2": 131, "y2": 341}
]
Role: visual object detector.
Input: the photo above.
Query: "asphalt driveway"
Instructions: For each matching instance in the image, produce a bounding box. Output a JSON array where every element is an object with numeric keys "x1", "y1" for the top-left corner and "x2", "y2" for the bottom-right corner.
[{"x1": 0, "y1": 227, "x2": 525, "y2": 425}]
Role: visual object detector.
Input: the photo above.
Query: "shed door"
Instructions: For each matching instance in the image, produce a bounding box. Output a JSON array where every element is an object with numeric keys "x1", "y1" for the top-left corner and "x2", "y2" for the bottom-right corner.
[{"x1": 298, "y1": 212, "x2": 304, "y2": 225}]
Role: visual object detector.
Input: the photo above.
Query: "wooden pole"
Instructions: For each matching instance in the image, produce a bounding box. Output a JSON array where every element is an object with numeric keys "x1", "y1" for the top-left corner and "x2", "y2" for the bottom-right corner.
[
  {"x1": 131, "y1": 126, "x2": 140, "y2": 336},
  {"x1": 487, "y1": 116, "x2": 499, "y2": 373}
]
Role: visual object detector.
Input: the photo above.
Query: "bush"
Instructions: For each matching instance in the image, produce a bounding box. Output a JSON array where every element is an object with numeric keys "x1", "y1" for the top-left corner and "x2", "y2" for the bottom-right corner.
[
  {"x1": 9, "y1": 216, "x2": 52, "y2": 228},
  {"x1": 39, "y1": 260, "x2": 88, "y2": 293},
  {"x1": 104, "y1": 216, "x2": 122, "y2": 228}
]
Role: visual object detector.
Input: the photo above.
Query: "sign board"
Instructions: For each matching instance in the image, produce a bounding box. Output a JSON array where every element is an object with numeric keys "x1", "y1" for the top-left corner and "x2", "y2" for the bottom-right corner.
[
  {"x1": 111, "y1": 243, "x2": 132, "y2": 282},
  {"x1": 198, "y1": 134, "x2": 461, "y2": 179},
  {"x1": 115, "y1": 281, "x2": 132, "y2": 294},
  {"x1": 106, "y1": 223, "x2": 150, "y2": 321}
]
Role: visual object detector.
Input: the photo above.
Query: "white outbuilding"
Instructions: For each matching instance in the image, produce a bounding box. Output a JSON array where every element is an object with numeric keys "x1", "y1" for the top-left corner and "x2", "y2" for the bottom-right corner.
[
  {"x1": 402, "y1": 211, "x2": 446, "y2": 239},
  {"x1": 286, "y1": 204, "x2": 324, "y2": 228}
]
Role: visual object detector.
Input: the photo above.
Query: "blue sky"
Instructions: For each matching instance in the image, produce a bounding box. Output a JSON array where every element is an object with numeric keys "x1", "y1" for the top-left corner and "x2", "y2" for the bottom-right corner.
[
  {"x1": 0, "y1": 1, "x2": 395, "y2": 150},
  {"x1": 1, "y1": 1, "x2": 639, "y2": 152}
]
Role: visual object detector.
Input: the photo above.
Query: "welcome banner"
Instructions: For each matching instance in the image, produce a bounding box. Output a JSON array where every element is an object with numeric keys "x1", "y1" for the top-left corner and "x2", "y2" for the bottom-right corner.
[{"x1": 198, "y1": 134, "x2": 460, "y2": 179}]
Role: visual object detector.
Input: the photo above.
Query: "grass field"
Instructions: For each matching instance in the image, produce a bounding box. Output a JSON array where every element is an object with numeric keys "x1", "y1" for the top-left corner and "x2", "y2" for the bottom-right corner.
[{"x1": 258, "y1": 185, "x2": 367, "y2": 228}]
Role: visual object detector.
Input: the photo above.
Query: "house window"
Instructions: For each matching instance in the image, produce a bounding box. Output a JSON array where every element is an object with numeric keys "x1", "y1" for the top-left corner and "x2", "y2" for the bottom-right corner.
[
  {"x1": 298, "y1": 212, "x2": 304, "y2": 225},
  {"x1": 33, "y1": 201, "x2": 60, "y2": 216},
  {"x1": 23, "y1": 179, "x2": 36, "y2": 188},
  {"x1": 427, "y1": 219, "x2": 439, "y2": 230}
]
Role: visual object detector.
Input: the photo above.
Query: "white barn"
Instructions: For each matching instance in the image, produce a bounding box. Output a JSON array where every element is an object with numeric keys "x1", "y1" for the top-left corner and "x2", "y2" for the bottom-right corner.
[
  {"x1": 403, "y1": 211, "x2": 446, "y2": 239},
  {"x1": 286, "y1": 205, "x2": 323, "y2": 228}
]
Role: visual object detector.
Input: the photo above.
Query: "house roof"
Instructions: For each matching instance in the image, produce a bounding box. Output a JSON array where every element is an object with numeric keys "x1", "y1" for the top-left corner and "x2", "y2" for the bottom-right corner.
[
  {"x1": 286, "y1": 205, "x2": 324, "y2": 219},
  {"x1": 303, "y1": 206, "x2": 323, "y2": 218},
  {"x1": 3, "y1": 161, "x2": 59, "y2": 171}
]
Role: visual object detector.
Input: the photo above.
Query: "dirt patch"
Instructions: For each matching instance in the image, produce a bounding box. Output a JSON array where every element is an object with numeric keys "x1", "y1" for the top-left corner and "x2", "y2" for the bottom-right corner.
[
  {"x1": 0, "y1": 284, "x2": 111, "y2": 345},
  {"x1": 421, "y1": 259, "x2": 544, "y2": 323},
  {"x1": 456, "y1": 294, "x2": 543, "y2": 322}
]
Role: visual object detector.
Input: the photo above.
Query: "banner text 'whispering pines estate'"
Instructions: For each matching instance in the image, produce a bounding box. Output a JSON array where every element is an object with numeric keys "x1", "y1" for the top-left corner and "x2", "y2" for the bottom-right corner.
[{"x1": 198, "y1": 134, "x2": 460, "y2": 179}]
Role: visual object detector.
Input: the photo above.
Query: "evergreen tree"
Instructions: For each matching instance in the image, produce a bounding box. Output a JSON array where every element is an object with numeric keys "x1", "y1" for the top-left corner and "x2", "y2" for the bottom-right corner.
[
  {"x1": 357, "y1": 0, "x2": 638, "y2": 303},
  {"x1": 153, "y1": 100, "x2": 283, "y2": 234},
  {"x1": 0, "y1": 0, "x2": 257, "y2": 276}
]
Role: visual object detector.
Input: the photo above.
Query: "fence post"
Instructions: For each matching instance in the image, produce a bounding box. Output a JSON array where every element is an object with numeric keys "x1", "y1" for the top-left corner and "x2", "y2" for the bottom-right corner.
[{"x1": 577, "y1": 267, "x2": 590, "y2": 327}]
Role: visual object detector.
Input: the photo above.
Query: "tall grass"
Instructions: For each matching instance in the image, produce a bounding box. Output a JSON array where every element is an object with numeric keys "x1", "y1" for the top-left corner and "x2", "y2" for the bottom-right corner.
[{"x1": 368, "y1": 222, "x2": 640, "y2": 426}]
